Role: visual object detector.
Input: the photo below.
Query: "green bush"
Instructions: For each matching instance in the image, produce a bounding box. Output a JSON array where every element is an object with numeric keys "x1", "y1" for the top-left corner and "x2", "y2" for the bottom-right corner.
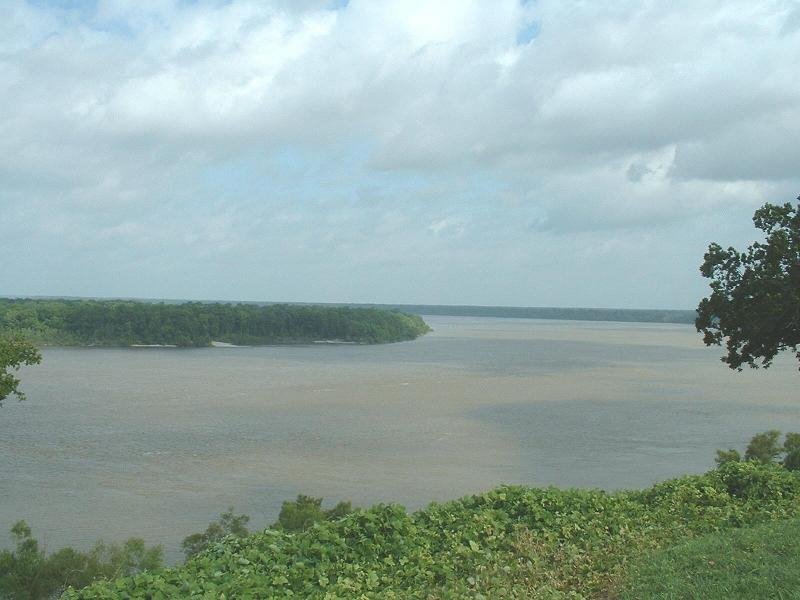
[
  {"x1": 61, "y1": 464, "x2": 800, "y2": 599},
  {"x1": 181, "y1": 508, "x2": 250, "y2": 559},
  {"x1": 272, "y1": 494, "x2": 355, "y2": 533}
]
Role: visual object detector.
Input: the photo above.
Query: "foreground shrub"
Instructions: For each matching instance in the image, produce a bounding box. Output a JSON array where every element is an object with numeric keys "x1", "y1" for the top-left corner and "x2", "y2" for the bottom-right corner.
[
  {"x1": 271, "y1": 494, "x2": 355, "y2": 533},
  {"x1": 181, "y1": 508, "x2": 250, "y2": 560},
  {"x1": 62, "y1": 464, "x2": 800, "y2": 599}
]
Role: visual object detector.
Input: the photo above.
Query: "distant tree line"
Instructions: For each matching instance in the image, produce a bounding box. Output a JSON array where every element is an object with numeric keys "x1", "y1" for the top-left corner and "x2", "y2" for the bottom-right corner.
[
  {"x1": 364, "y1": 304, "x2": 697, "y2": 324},
  {"x1": 0, "y1": 300, "x2": 431, "y2": 347}
]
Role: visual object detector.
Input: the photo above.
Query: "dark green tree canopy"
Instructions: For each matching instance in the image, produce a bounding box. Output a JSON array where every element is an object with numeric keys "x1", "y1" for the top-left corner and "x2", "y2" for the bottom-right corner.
[
  {"x1": 696, "y1": 197, "x2": 800, "y2": 370},
  {"x1": 0, "y1": 299, "x2": 430, "y2": 347},
  {"x1": 181, "y1": 507, "x2": 250, "y2": 560},
  {"x1": 0, "y1": 520, "x2": 162, "y2": 600},
  {"x1": 0, "y1": 334, "x2": 41, "y2": 405}
]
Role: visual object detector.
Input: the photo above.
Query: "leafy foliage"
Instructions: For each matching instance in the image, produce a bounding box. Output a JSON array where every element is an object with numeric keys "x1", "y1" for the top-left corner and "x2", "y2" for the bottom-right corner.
[
  {"x1": 180, "y1": 497, "x2": 355, "y2": 561},
  {"x1": 272, "y1": 495, "x2": 355, "y2": 533},
  {"x1": 696, "y1": 197, "x2": 800, "y2": 370},
  {"x1": 784, "y1": 433, "x2": 800, "y2": 471},
  {"x1": 0, "y1": 299, "x2": 431, "y2": 347},
  {"x1": 744, "y1": 430, "x2": 782, "y2": 464},
  {"x1": 715, "y1": 430, "x2": 800, "y2": 471},
  {"x1": 0, "y1": 334, "x2": 41, "y2": 406},
  {"x1": 181, "y1": 508, "x2": 250, "y2": 560},
  {"x1": 714, "y1": 448, "x2": 741, "y2": 466},
  {"x1": 62, "y1": 463, "x2": 800, "y2": 599},
  {"x1": 0, "y1": 521, "x2": 162, "y2": 600}
]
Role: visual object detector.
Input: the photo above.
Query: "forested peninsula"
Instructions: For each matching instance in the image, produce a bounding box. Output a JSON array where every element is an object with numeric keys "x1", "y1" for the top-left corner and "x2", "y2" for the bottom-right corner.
[{"x1": 0, "y1": 299, "x2": 431, "y2": 347}]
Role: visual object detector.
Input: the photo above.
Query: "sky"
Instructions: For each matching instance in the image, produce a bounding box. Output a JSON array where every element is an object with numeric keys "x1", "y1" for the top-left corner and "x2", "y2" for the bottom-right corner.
[{"x1": 1, "y1": 0, "x2": 799, "y2": 309}]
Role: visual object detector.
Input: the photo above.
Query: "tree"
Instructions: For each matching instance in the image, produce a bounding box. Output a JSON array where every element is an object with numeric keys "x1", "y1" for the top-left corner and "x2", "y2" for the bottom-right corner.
[
  {"x1": 784, "y1": 432, "x2": 800, "y2": 471},
  {"x1": 0, "y1": 521, "x2": 162, "y2": 600},
  {"x1": 744, "y1": 430, "x2": 782, "y2": 464},
  {"x1": 271, "y1": 495, "x2": 354, "y2": 533},
  {"x1": 181, "y1": 507, "x2": 250, "y2": 559},
  {"x1": 696, "y1": 197, "x2": 800, "y2": 370},
  {"x1": 714, "y1": 448, "x2": 741, "y2": 466},
  {"x1": 0, "y1": 521, "x2": 48, "y2": 600},
  {"x1": 0, "y1": 334, "x2": 41, "y2": 406},
  {"x1": 714, "y1": 430, "x2": 800, "y2": 472}
]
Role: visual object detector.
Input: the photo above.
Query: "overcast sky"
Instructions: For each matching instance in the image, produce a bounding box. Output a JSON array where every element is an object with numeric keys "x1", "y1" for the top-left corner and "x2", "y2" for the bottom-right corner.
[{"x1": 1, "y1": 0, "x2": 798, "y2": 308}]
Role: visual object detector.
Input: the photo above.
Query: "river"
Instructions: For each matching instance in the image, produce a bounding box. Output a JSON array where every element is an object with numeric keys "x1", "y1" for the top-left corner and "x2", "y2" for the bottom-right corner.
[{"x1": 2, "y1": 316, "x2": 797, "y2": 561}]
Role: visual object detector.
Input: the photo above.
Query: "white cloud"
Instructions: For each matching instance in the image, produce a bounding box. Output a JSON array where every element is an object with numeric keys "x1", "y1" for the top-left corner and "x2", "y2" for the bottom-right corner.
[{"x1": 1, "y1": 0, "x2": 798, "y2": 306}]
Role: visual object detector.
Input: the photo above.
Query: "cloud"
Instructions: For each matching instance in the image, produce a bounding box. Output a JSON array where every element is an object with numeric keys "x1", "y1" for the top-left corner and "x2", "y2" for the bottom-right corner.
[
  {"x1": 1, "y1": 0, "x2": 798, "y2": 306},
  {"x1": 671, "y1": 107, "x2": 800, "y2": 181}
]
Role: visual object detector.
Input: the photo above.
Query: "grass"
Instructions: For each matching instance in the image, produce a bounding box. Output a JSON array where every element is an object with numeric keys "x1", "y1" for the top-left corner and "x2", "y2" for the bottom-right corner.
[{"x1": 617, "y1": 518, "x2": 800, "y2": 600}]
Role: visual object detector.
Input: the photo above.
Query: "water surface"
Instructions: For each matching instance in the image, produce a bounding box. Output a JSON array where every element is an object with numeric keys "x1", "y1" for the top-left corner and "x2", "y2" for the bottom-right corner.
[{"x1": 2, "y1": 316, "x2": 797, "y2": 561}]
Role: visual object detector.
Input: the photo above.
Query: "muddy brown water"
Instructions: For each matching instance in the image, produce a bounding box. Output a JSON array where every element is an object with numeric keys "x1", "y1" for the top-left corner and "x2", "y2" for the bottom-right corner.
[{"x1": 2, "y1": 316, "x2": 797, "y2": 562}]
